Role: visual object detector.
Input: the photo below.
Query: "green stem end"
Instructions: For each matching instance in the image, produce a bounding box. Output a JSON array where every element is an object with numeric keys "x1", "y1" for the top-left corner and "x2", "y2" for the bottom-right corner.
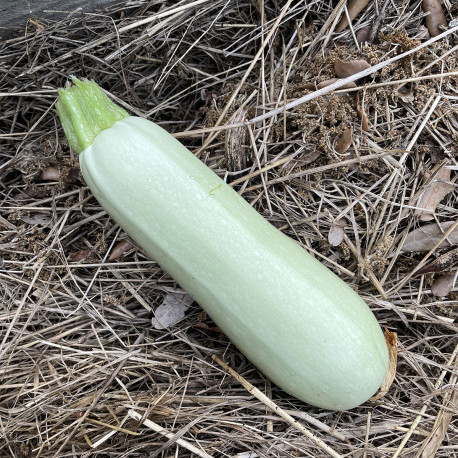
[{"x1": 56, "y1": 77, "x2": 129, "y2": 153}]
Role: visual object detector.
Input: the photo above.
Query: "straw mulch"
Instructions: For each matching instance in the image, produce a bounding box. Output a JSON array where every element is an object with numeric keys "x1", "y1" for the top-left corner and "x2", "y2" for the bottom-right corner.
[{"x1": 1, "y1": 1, "x2": 457, "y2": 457}]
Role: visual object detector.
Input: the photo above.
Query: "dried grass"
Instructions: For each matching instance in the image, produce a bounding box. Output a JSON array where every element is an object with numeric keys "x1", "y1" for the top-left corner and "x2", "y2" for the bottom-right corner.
[{"x1": 1, "y1": 1, "x2": 457, "y2": 457}]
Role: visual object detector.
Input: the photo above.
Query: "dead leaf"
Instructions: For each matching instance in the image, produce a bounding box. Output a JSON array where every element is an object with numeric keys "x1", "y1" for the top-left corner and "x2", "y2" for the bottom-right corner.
[
  {"x1": 68, "y1": 249, "x2": 94, "y2": 262},
  {"x1": 417, "y1": 247, "x2": 458, "y2": 275},
  {"x1": 415, "y1": 25, "x2": 431, "y2": 40},
  {"x1": 334, "y1": 58, "x2": 370, "y2": 78},
  {"x1": 200, "y1": 88, "x2": 216, "y2": 104},
  {"x1": 356, "y1": 92, "x2": 370, "y2": 132},
  {"x1": 303, "y1": 149, "x2": 321, "y2": 164},
  {"x1": 152, "y1": 292, "x2": 194, "y2": 329},
  {"x1": 328, "y1": 219, "x2": 347, "y2": 247},
  {"x1": 21, "y1": 213, "x2": 52, "y2": 225},
  {"x1": 336, "y1": 0, "x2": 370, "y2": 33},
  {"x1": 402, "y1": 221, "x2": 458, "y2": 252},
  {"x1": 415, "y1": 168, "x2": 454, "y2": 221},
  {"x1": 40, "y1": 166, "x2": 60, "y2": 181},
  {"x1": 422, "y1": 0, "x2": 448, "y2": 37},
  {"x1": 14, "y1": 187, "x2": 49, "y2": 200},
  {"x1": 328, "y1": 227, "x2": 344, "y2": 247},
  {"x1": 335, "y1": 127, "x2": 353, "y2": 154},
  {"x1": 397, "y1": 86, "x2": 415, "y2": 103},
  {"x1": 108, "y1": 239, "x2": 134, "y2": 261},
  {"x1": 295, "y1": 82, "x2": 316, "y2": 91},
  {"x1": 317, "y1": 78, "x2": 357, "y2": 90},
  {"x1": 431, "y1": 272, "x2": 457, "y2": 297},
  {"x1": 356, "y1": 26, "x2": 372, "y2": 45},
  {"x1": 193, "y1": 322, "x2": 223, "y2": 333},
  {"x1": 371, "y1": 328, "x2": 397, "y2": 401}
]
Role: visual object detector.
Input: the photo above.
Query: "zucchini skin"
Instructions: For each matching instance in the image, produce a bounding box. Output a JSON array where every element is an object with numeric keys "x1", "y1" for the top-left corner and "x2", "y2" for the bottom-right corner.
[{"x1": 81, "y1": 116, "x2": 389, "y2": 410}]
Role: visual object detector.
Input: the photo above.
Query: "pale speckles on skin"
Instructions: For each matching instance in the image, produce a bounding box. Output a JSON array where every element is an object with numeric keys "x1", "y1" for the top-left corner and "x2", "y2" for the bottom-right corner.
[{"x1": 82, "y1": 116, "x2": 389, "y2": 410}]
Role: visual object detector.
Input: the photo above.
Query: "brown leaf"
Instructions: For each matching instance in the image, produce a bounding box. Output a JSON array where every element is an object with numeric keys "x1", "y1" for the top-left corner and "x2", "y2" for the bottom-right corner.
[
  {"x1": 21, "y1": 213, "x2": 52, "y2": 226},
  {"x1": 108, "y1": 239, "x2": 134, "y2": 261},
  {"x1": 40, "y1": 166, "x2": 60, "y2": 181},
  {"x1": 422, "y1": 0, "x2": 447, "y2": 37},
  {"x1": 334, "y1": 58, "x2": 370, "y2": 78},
  {"x1": 417, "y1": 247, "x2": 458, "y2": 275},
  {"x1": 356, "y1": 26, "x2": 372, "y2": 45},
  {"x1": 415, "y1": 25, "x2": 431, "y2": 40},
  {"x1": 193, "y1": 322, "x2": 223, "y2": 333},
  {"x1": 303, "y1": 149, "x2": 321, "y2": 164},
  {"x1": 356, "y1": 92, "x2": 370, "y2": 132},
  {"x1": 371, "y1": 328, "x2": 397, "y2": 401},
  {"x1": 151, "y1": 292, "x2": 193, "y2": 329},
  {"x1": 68, "y1": 249, "x2": 93, "y2": 262},
  {"x1": 335, "y1": 127, "x2": 353, "y2": 154},
  {"x1": 336, "y1": 0, "x2": 370, "y2": 33},
  {"x1": 397, "y1": 86, "x2": 415, "y2": 103},
  {"x1": 402, "y1": 221, "x2": 458, "y2": 252},
  {"x1": 431, "y1": 272, "x2": 457, "y2": 297},
  {"x1": 328, "y1": 219, "x2": 347, "y2": 247},
  {"x1": 317, "y1": 78, "x2": 357, "y2": 90},
  {"x1": 295, "y1": 82, "x2": 316, "y2": 91},
  {"x1": 415, "y1": 168, "x2": 454, "y2": 221}
]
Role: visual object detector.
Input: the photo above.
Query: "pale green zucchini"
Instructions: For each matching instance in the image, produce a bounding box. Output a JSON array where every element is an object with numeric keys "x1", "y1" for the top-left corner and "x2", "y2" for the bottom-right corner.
[{"x1": 56, "y1": 78, "x2": 389, "y2": 410}]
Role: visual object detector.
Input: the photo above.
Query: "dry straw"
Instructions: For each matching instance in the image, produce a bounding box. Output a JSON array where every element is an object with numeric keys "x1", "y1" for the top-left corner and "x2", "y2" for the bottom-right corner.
[{"x1": 1, "y1": 0, "x2": 457, "y2": 456}]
